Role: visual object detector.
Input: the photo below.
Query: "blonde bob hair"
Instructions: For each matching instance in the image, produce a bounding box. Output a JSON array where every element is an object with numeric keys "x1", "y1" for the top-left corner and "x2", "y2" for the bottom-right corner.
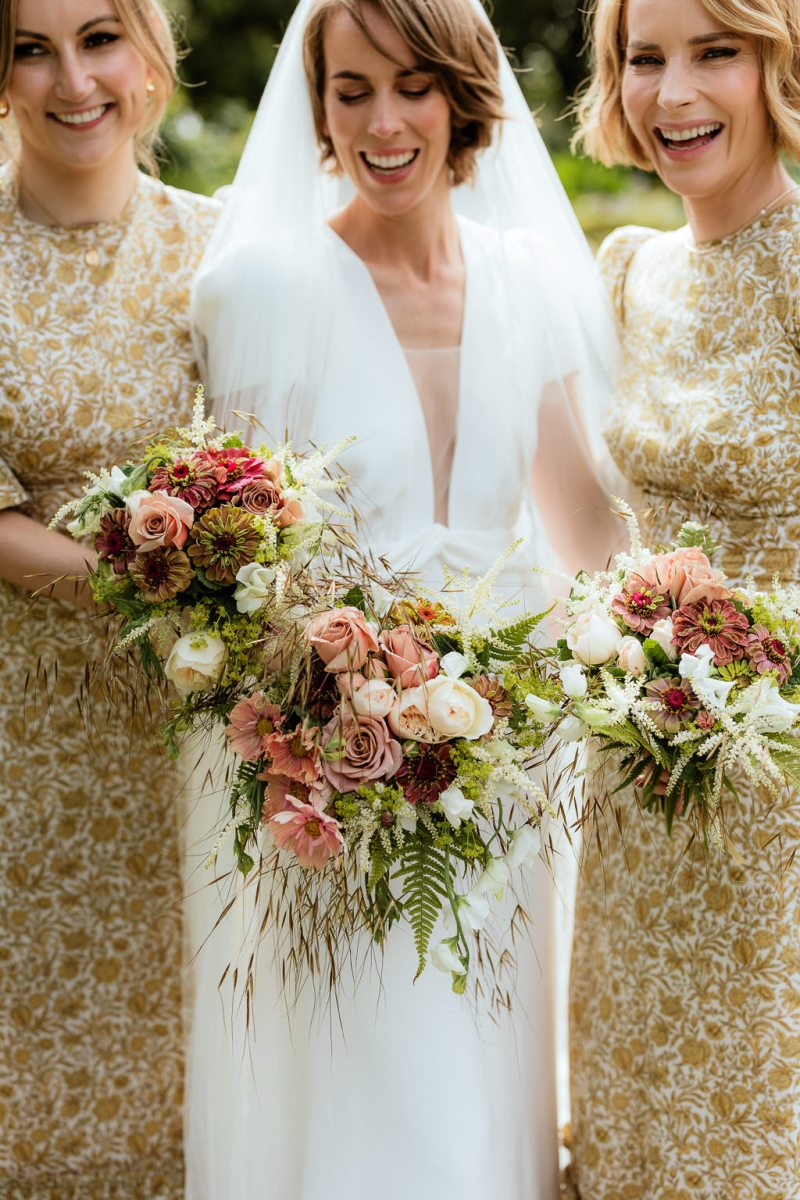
[
  {"x1": 302, "y1": 0, "x2": 505, "y2": 186},
  {"x1": 574, "y1": 0, "x2": 800, "y2": 168},
  {"x1": 0, "y1": 0, "x2": 178, "y2": 172}
]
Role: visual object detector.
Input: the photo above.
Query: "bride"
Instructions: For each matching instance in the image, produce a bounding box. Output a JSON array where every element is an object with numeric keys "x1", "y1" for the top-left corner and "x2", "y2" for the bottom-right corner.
[{"x1": 187, "y1": 0, "x2": 618, "y2": 1196}]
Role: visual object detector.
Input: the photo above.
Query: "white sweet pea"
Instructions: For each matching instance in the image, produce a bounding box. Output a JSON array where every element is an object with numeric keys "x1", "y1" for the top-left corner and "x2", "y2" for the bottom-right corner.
[
  {"x1": 559, "y1": 662, "x2": 587, "y2": 699},
  {"x1": 165, "y1": 633, "x2": 227, "y2": 694},
  {"x1": 525, "y1": 693, "x2": 562, "y2": 723},
  {"x1": 574, "y1": 701, "x2": 618, "y2": 730},
  {"x1": 473, "y1": 857, "x2": 510, "y2": 898},
  {"x1": 679, "y1": 644, "x2": 735, "y2": 709},
  {"x1": 430, "y1": 940, "x2": 465, "y2": 975},
  {"x1": 234, "y1": 562, "x2": 277, "y2": 614},
  {"x1": 437, "y1": 785, "x2": 475, "y2": 828},
  {"x1": 649, "y1": 617, "x2": 678, "y2": 662},
  {"x1": 440, "y1": 650, "x2": 469, "y2": 679},
  {"x1": 739, "y1": 677, "x2": 800, "y2": 732},
  {"x1": 566, "y1": 607, "x2": 623, "y2": 666},
  {"x1": 618, "y1": 635, "x2": 647, "y2": 676},
  {"x1": 398, "y1": 806, "x2": 418, "y2": 834},
  {"x1": 458, "y1": 893, "x2": 490, "y2": 932},
  {"x1": 368, "y1": 581, "x2": 394, "y2": 618},
  {"x1": 505, "y1": 824, "x2": 541, "y2": 869},
  {"x1": 557, "y1": 714, "x2": 589, "y2": 743}
]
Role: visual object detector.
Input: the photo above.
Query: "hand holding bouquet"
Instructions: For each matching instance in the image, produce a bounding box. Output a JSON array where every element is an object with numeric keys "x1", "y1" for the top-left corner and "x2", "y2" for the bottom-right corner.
[{"x1": 528, "y1": 503, "x2": 800, "y2": 843}]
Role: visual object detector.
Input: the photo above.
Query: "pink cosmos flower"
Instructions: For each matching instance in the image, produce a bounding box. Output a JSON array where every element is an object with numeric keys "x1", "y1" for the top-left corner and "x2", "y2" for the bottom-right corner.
[
  {"x1": 266, "y1": 725, "x2": 321, "y2": 783},
  {"x1": 268, "y1": 797, "x2": 343, "y2": 870},
  {"x1": 260, "y1": 772, "x2": 333, "y2": 821},
  {"x1": 225, "y1": 693, "x2": 283, "y2": 762},
  {"x1": 380, "y1": 625, "x2": 440, "y2": 688},
  {"x1": 305, "y1": 606, "x2": 380, "y2": 673}
]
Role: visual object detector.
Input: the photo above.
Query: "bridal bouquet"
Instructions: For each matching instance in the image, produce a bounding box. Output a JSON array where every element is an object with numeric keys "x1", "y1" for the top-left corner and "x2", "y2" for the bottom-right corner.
[
  {"x1": 219, "y1": 558, "x2": 548, "y2": 996},
  {"x1": 53, "y1": 388, "x2": 350, "y2": 725},
  {"x1": 527, "y1": 504, "x2": 800, "y2": 842}
]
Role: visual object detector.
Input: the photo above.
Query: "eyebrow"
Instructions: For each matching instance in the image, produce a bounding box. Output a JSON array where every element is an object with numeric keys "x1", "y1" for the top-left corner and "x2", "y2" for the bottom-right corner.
[
  {"x1": 331, "y1": 67, "x2": 425, "y2": 80},
  {"x1": 627, "y1": 32, "x2": 745, "y2": 50},
  {"x1": 15, "y1": 15, "x2": 122, "y2": 40}
]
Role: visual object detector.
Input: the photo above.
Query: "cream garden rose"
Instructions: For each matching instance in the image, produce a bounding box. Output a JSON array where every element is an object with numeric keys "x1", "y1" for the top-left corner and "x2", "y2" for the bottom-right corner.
[{"x1": 165, "y1": 632, "x2": 227, "y2": 693}]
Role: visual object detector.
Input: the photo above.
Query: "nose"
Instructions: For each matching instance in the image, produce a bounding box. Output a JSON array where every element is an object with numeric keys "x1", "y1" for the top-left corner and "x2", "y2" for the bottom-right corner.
[
  {"x1": 54, "y1": 49, "x2": 94, "y2": 103},
  {"x1": 367, "y1": 90, "x2": 404, "y2": 139},
  {"x1": 657, "y1": 56, "x2": 698, "y2": 112}
]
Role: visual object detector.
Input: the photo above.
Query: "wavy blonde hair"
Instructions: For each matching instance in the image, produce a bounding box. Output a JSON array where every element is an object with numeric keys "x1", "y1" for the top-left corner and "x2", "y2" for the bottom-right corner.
[
  {"x1": 0, "y1": 0, "x2": 178, "y2": 172},
  {"x1": 303, "y1": 0, "x2": 505, "y2": 186},
  {"x1": 573, "y1": 0, "x2": 800, "y2": 168}
]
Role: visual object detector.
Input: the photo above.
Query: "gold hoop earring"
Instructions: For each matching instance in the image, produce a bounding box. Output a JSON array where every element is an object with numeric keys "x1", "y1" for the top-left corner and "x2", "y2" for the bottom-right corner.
[{"x1": 0, "y1": 100, "x2": 9, "y2": 119}]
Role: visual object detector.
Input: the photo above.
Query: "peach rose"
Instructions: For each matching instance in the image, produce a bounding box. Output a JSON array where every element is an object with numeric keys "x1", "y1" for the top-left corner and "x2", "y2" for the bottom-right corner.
[
  {"x1": 305, "y1": 606, "x2": 380, "y2": 672},
  {"x1": 638, "y1": 548, "x2": 730, "y2": 608},
  {"x1": 387, "y1": 687, "x2": 442, "y2": 743},
  {"x1": 380, "y1": 625, "x2": 439, "y2": 688},
  {"x1": 320, "y1": 712, "x2": 403, "y2": 790},
  {"x1": 127, "y1": 489, "x2": 194, "y2": 552}
]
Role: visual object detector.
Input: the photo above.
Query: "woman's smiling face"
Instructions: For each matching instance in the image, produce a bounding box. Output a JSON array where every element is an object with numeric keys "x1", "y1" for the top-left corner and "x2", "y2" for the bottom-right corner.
[
  {"x1": 321, "y1": 4, "x2": 453, "y2": 219},
  {"x1": 6, "y1": 0, "x2": 149, "y2": 180},
  {"x1": 621, "y1": 0, "x2": 774, "y2": 205}
]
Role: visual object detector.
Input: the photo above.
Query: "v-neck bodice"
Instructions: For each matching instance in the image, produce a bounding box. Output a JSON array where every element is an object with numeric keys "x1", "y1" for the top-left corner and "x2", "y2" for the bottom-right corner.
[{"x1": 402, "y1": 344, "x2": 461, "y2": 526}]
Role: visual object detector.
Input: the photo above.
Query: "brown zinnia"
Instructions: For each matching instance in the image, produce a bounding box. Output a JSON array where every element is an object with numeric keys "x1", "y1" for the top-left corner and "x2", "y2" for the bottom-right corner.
[
  {"x1": 96, "y1": 509, "x2": 137, "y2": 575},
  {"x1": 128, "y1": 547, "x2": 193, "y2": 601},
  {"x1": 187, "y1": 505, "x2": 261, "y2": 585},
  {"x1": 672, "y1": 599, "x2": 749, "y2": 666}
]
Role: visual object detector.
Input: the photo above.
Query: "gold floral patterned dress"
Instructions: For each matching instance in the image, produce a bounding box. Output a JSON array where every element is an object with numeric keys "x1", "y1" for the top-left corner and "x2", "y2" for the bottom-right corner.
[
  {"x1": 568, "y1": 199, "x2": 800, "y2": 1200},
  {"x1": 0, "y1": 164, "x2": 217, "y2": 1199}
]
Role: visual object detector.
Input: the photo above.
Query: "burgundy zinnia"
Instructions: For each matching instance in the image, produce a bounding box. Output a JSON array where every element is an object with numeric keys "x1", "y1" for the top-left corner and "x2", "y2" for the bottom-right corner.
[
  {"x1": 672, "y1": 599, "x2": 750, "y2": 666},
  {"x1": 395, "y1": 743, "x2": 456, "y2": 805},
  {"x1": 96, "y1": 508, "x2": 137, "y2": 575},
  {"x1": 746, "y1": 624, "x2": 792, "y2": 684},
  {"x1": 149, "y1": 456, "x2": 221, "y2": 510},
  {"x1": 645, "y1": 677, "x2": 700, "y2": 735},
  {"x1": 611, "y1": 578, "x2": 671, "y2": 634}
]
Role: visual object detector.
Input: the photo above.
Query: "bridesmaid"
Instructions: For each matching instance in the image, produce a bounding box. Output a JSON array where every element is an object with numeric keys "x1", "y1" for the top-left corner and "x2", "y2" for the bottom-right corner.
[
  {"x1": 567, "y1": 0, "x2": 800, "y2": 1197},
  {"x1": 0, "y1": 1, "x2": 217, "y2": 1196}
]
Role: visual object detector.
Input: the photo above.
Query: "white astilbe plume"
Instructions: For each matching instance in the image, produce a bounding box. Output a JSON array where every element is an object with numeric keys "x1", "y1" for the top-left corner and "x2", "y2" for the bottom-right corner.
[{"x1": 175, "y1": 385, "x2": 217, "y2": 448}]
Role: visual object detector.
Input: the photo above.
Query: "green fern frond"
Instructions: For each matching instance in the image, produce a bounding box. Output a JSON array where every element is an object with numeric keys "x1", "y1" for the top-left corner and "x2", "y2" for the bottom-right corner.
[
  {"x1": 396, "y1": 837, "x2": 453, "y2": 979},
  {"x1": 481, "y1": 609, "x2": 552, "y2": 665}
]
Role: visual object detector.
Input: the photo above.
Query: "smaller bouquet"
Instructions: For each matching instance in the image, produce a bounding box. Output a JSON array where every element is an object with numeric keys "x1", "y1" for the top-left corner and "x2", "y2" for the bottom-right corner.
[
  {"x1": 218, "y1": 558, "x2": 549, "y2": 998},
  {"x1": 527, "y1": 503, "x2": 800, "y2": 842},
  {"x1": 54, "y1": 388, "x2": 350, "y2": 729}
]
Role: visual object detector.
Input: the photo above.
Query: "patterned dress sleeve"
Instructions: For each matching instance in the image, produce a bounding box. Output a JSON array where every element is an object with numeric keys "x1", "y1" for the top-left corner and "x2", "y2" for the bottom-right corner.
[
  {"x1": 0, "y1": 455, "x2": 29, "y2": 511},
  {"x1": 596, "y1": 224, "x2": 659, "y2": 329}
]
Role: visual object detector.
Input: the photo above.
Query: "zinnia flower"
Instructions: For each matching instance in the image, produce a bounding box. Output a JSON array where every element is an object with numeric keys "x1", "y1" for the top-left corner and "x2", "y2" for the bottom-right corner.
[
  {"x1": 225, "y1": 693, "x2": 283, "y2": 762},
  {"x1": 268, "y1": 797, "x2": 343, "y2": 870},
  {"x1": 266, "y1": 724, "x2": 321, "y2": 784},
  {"x1": 394, "y1": 743, "x2": 456, "y2": 805},
  {"x1": 611, "y1": 579, "x2": 671, "y2": 634},
  {"x1": 187, "y1": 505, "x2": 261, "y2": 585},
  {"x1": 645, "y1": 676, "x2": 699, "y2": 735},
  {"x1": 672, "y1": 599, "x2": 750, "y2": 666},
  {"x1": 96, "y1": 508, "x2": 137, "y2": 575},
  {"x1": 746, "y1": 624, "x2": 792, "y2": 684},
  {"x1": 149, "y1": 456, "x2": 220, "y2": 510},
  {"x1": 128, "y1": 547, "x2": 193, "y2": 601},
  {"x1": 196, "y1": 447, "x2": 267, "y2": 502}
]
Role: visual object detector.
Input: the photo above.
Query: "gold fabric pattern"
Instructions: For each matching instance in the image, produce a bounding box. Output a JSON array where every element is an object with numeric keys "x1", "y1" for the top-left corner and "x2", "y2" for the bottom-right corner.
[
  {"x1": 0, "y1": 165, "x2": 218, "y2": 1198},
  {"x1": 568, "y1": 202, "x2": 800, "y2": 1200}
]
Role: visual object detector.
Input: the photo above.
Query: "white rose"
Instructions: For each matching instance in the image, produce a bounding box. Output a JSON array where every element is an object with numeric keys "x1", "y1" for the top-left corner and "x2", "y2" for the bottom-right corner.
[
  {"x1": 566, "y1": 608, "x2": 623, "y2": 666},
  {"x1": 559, "y1": 662, "x2": 588, "y2": 699},
  {"x1": 473, "y1": 856, "x2": 511, "y2": 898},
  {"x1": 649, "y1": 617, "x2": 678, "y2": 661},
  {"x1": 430, "y1": 940, "x2": 465, "y2": 975},
  {"x1": 165, "y1": 632, "x2": 227, "y2": 694},
  {"x1": 234, "y1": 562, "x2": 277, "y2": 614},
  {"x1": 505, "y1": 825, "x2": 541, "y2": 869},
  {"x1": 525, "y1": 693, "x2": 562, "y2": 723},
  {"x1": 425, "y1": 676, "x2": 493, "y2": 740},
  {"x1": 349, "y1": 677, "x2": 397, "y2": 720},
  {"x1": 618, "y1": 635, "x2": 647, "y2": 676},
  {"x1": 437, "y1": 785, "x2": 475, "y2": 828}
]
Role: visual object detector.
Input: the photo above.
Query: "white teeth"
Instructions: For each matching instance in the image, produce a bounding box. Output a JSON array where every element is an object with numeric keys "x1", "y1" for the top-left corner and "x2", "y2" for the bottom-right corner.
[
  {"x1": 364, "y1": 151, "x2": 417, "y2": 170},
  {"x1": 659, "y1": 123, "x2": 721, "y2": 143},
  {"x1": 53, "y1": 105, "x2": 107, "y2": 126}
]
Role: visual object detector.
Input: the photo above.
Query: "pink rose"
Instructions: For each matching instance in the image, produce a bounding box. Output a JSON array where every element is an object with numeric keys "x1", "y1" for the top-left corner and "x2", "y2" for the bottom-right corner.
[
  {"x1": 127, "y1": 489, "x2": 195, "y2": 552},
  {"x1": 380, "y1": 625, "x2": 439, "y2": 688},
  {"x1": 320, "y1": 712, "x2": 403, "y2": 791},
  {"x1": 638, "y1": 548, "x2": 730, "y2": 608},
  {"x1": 237, "y1": 476, "x2": 282, "y2": 516},
  {"x1": 305, "y1": 606, "x2": 380, "y2": 673}
]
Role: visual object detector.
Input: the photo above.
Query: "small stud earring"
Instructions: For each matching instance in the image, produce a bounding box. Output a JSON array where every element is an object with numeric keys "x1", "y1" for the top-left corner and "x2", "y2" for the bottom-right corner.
[
  {"x1": 0, "y1": 100, "x2": 9, "y2": 119},
  {"x1": 145, "y1": 79, "x2": 156, "y2": 97}
]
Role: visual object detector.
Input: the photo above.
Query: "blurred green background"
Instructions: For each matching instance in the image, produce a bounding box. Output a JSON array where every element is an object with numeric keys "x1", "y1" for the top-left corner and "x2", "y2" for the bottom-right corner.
[{"x1": 160, "y1": 0, "x2": 686, "y2": 243}]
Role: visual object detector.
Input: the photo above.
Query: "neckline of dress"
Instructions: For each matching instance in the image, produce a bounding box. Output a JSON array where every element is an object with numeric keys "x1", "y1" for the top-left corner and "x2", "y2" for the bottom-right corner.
[
  {"x1": 1, "y1": 163, "x2": 146, "y2": 237},
  {"x1": 685, "y1": 192, "x2": 800, "y2": 255}
]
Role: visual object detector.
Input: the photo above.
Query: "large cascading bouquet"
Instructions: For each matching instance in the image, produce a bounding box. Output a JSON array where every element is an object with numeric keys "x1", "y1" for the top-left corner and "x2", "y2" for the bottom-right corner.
[
  {"x1": 218, "y1": 555, "x2": 549, "y2": 999},
  {"x1": 53, "y1": 388, "x2": 352, "y2": 722},
  {"x1": 527, "y1": 503, "x2": 800, "y2": 844}
]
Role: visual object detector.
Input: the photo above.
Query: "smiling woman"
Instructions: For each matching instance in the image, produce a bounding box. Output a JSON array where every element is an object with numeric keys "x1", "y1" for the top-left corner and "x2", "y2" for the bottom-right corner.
[{"x1": 0, "y1": 2, "x2": 218, "y2": 1197}]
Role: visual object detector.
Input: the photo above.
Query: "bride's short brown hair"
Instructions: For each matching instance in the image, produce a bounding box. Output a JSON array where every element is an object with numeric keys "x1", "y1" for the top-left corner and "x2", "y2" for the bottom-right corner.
[
  {"x1": 303, "y1": 0, "x2": 505, "y2": 185},
  {"x1": 0, "y1": 0, "x2": 178, "y2": 172},
  {"x1": 574, "y1": 0, "x2": 800, "y2": 167}
]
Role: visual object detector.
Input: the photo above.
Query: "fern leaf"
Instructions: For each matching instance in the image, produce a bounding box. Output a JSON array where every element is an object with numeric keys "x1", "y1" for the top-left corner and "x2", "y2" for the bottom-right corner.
[{"x1": 396, "y1": 837, "x2": 453, "y2": 979}]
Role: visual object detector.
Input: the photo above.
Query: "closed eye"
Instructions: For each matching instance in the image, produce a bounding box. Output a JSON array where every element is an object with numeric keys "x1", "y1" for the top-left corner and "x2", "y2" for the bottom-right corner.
[{"x1": 84, "y1": 31, "x2": 120, "y2": 48}]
